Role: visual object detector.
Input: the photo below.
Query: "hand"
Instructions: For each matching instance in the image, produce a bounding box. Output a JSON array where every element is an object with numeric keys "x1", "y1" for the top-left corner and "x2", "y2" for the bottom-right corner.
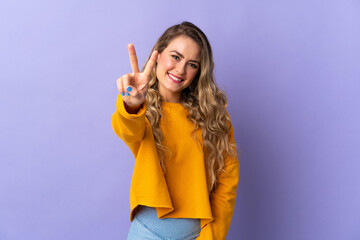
[{"x1": 116, "y1": 43, "x2": 158, "y2": 111}]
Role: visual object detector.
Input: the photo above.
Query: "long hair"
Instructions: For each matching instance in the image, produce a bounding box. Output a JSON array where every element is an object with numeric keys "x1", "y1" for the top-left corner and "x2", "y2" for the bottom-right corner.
[{"x1": 143, "y1": 21, "x2": 238, "y2": 194}]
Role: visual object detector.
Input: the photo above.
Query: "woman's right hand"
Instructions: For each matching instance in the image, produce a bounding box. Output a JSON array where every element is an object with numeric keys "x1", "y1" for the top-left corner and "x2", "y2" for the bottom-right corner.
[{"x1": 116, "y1": 43, "x2": 158, "y2": 112}]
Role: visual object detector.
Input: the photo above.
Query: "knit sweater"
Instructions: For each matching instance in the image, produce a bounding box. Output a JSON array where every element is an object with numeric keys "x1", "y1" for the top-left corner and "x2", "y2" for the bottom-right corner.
[{"x1": 111, "y1": 94, "x2": 239, "y2": 239}]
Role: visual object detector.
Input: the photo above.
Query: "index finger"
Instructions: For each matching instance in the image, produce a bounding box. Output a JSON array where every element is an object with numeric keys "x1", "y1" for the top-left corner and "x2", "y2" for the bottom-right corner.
[
  {"x1": 128, "y1": 43, "x2": 139, "y2": 73},
  {"x1": 143, "y1": 50, "x2": 158, "y2": 77}
]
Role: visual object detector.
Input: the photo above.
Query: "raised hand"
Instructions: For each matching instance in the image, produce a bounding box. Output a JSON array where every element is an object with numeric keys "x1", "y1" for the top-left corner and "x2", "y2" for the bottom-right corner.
[{"x1": 117, "y1": 43, "x2": 158, "y2": 112}]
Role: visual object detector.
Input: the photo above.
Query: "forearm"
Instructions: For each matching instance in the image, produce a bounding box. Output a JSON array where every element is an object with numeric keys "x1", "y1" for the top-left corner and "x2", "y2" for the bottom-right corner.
[
  {"x1": 112, "y1": 93, "x2": 146, "y2": 143},
  {"x1": 206, "y1": 161, "x2": 240, "y2": 240}
]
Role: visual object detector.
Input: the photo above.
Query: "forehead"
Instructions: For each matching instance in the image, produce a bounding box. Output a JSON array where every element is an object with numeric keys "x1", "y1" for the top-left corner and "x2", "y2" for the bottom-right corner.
[{"x1": 165, "y1": 36, "x2": 201, "y2": 61}]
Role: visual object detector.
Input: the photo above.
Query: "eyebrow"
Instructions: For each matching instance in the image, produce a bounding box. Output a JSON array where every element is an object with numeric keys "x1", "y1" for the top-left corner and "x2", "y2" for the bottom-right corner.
[{"x1": 170, "y1": 50, "x2": 200, "y2": 64}]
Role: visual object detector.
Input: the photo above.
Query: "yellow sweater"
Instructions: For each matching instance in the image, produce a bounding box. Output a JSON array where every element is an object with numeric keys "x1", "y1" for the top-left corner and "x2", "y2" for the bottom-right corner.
[{"x1": 111, "y1": 94, "x2": 239, "y2": 239}]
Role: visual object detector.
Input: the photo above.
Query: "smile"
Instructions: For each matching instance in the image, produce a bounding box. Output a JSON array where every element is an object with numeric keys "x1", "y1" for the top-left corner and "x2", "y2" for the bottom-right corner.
[{"x1": 168, "y1": 73, "x2": 184, "y2": 82}]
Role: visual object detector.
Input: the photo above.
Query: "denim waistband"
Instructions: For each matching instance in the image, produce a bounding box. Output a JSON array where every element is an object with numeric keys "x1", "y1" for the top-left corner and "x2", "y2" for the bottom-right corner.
[{"x1": 133, "y1": 205, "x2": 201, "y2": 239}]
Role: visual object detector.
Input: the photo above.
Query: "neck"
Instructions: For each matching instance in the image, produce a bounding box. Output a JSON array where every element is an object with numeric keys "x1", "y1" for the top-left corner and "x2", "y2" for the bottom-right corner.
[{"x1": 158, "y1": 88, "x2": 181, "y2": 103}]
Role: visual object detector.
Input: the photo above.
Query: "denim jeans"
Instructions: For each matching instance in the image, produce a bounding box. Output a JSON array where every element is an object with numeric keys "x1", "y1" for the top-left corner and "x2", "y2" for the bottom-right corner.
[{"x1": 127, "y1": 205, "x2": 201, "y2": 240}]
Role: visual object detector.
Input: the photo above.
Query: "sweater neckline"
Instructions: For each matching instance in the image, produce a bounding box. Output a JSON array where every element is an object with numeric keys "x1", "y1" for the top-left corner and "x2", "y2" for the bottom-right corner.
[
  {"x1": 161, "y1": 101, "x2": 183, "y2": 106},
  {"x1": 161, "y1": 101, "x2": 186, "y2": 111}
]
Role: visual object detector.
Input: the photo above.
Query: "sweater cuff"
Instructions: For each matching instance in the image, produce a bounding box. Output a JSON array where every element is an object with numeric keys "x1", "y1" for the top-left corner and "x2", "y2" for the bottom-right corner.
[{"x1": 116, "y1": 93, "x2": 146, "y2": 119}]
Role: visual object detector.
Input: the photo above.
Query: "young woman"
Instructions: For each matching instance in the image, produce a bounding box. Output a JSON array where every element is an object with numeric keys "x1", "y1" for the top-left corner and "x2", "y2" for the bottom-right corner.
[{"x1": 112, "y1": 21, "x2": 239, "y2": 240}]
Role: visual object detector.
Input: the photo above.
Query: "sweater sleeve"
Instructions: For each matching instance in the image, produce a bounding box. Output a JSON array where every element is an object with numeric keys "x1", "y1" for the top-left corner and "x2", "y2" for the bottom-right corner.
[
  {"x1": 198, "y1": 123, "x2": 240, "y2": 240},
  {"x1": 111, "y1": 93, "x2": 147, "y2": 145},
  {"x1": 208, "y1": 160, "x2": 239, "y2": 239}
]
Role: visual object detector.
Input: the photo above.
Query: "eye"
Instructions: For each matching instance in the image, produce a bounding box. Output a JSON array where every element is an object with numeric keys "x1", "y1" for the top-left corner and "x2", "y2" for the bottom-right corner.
[
  {"x1": 189, "y1": 63, "x2": 198, "y2": 69},
  {"x1": 171, "y1": 55, "x2": 180, "y2": 60}
]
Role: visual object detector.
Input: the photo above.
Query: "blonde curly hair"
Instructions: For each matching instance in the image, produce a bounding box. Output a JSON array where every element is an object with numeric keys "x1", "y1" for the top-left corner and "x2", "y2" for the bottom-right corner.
[{"x1": 142, "y1": 21, "x2": 238, "y2": 194}]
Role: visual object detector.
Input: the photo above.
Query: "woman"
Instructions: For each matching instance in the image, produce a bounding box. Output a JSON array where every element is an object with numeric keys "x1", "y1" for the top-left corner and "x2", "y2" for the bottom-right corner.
[{"x1": 112, "y1": 21, "x2": 239, "y2": 240}]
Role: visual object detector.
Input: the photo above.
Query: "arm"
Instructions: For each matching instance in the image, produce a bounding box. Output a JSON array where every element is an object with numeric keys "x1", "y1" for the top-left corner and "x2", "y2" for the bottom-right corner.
[
  {"x1": 198, "y1": 122, "x2": 240, "y2": 240},
  {"x1": 210, "y1": 123, "x2": 239, "y2": 239},
  {"x1": 208, "y1": 160, "x2": 239, "y2": 239},
  {"x1": 111, "y1": 93, "x2": 147, "y2": 144},
  {"x1": 112, "y1": 43, "x2": 157, "y2": 144}
]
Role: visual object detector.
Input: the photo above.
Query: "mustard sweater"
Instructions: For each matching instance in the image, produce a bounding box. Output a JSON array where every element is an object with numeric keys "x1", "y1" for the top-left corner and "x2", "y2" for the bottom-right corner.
[{"x1": 111, "y1": 94, "x2": 239, "y2": 240}]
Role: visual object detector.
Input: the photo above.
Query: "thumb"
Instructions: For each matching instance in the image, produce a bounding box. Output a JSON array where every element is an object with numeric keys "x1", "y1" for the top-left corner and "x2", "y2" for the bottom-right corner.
[
  {"x1": 137, "y1": 82, "x2": 149, "y2": 91},
  {"x1": 124, "y1": 85, "x2": 138, "y2": 97}
]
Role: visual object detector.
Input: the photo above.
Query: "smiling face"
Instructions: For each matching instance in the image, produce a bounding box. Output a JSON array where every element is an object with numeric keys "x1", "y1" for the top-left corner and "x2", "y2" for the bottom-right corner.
[{"x1": 155, "y1": 36, "x2": 201, "y2": 103}]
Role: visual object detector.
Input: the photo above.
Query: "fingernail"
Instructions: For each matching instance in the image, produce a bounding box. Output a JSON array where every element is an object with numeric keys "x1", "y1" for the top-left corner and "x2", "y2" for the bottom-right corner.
[
  {"x1": 125, "y1": 92, "x2": 129, "y2": 96},
  {"x1": 126, "y1": 86, "x2": 132, "y2": 92},
  {"x1": 121, "y1": 92, "x2": 124, "y2": 96}
]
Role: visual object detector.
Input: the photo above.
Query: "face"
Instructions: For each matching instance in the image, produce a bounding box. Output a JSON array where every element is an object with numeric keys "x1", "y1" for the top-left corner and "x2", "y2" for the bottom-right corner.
[{"x1": 156, "y1": 36, "x2": 201, "y2": 102}]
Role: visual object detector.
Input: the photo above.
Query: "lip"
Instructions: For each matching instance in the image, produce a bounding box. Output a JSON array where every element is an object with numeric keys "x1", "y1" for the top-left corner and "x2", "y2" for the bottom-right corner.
[
  {"x1": 168, "y1": 72, "x2": 183, "y2": 80},
  {"x1": 167, "y1": 73, "x2": 184, "y2": 84}
]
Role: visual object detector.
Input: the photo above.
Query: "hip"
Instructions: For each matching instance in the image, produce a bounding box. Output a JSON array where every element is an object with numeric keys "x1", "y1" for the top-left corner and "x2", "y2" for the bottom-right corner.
[{"x1": 127, "y1": 205, "x2": 201, "y2": 240}]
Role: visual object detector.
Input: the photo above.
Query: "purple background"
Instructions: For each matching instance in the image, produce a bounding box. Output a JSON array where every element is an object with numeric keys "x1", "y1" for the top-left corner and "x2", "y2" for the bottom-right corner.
[{"x1": 1, "y1": 0, "x2": 359, "y2": 239}]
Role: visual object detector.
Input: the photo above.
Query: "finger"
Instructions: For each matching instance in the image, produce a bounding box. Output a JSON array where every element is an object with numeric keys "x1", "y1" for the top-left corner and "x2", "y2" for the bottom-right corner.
[
  {"x1": 143, "y1": 50, "x2": 158, "y2": 77},
  {"x1": 128, "y1": 43, "x2": 139, "y2": 73},
  {"x1": 116, "y1": 77, "x2": 125, "y2": 96},
  {"x1": 138, "y1": 83, "x2": 148, "y2": 91},
  {"x1": 124, "y1": 84, "x2": 138, "y2": 97},
  {"x1": 122, "y1": 74, "x2": 132, "y2": 96}
]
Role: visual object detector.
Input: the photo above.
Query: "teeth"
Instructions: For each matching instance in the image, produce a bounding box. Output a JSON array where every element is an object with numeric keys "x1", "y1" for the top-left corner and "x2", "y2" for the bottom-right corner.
[{"x1": 168, "y1": 73, "x2": 182, "y2": 81}]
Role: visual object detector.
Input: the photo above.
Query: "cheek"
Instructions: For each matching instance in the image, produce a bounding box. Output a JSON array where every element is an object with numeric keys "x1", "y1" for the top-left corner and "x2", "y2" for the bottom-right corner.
[
  {"x1": 187, "y1": 69, "x2": 199, "y2": 80},
  {"x1": 157, "y1": 58, "x2": 173, "y2": 79},
  {"x1": 159, "y1": 57, "x2": 175, "y2": 71}
]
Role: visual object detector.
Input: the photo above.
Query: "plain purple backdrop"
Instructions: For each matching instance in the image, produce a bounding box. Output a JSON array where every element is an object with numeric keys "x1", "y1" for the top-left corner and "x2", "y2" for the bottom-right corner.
[{"x1": 1, "y1": 0, "x2": 359, "y2": 240}]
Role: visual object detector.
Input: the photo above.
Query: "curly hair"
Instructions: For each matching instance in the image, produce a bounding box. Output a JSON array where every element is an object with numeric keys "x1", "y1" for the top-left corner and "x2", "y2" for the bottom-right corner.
[{"x1": 142, "y1": 21, "x2": 238, "y2": 194}]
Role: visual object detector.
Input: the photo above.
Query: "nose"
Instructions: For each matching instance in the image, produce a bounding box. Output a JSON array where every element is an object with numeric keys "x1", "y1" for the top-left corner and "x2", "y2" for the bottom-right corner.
[{"x1": 175, "y1": 62, "x2": 186, "y2": 76}]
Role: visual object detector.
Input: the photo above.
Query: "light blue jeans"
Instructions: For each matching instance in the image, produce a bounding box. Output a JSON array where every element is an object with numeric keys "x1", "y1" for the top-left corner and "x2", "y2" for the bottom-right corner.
[{"x1": 127, "y1": 205, "x2": 201, "y2": 240}]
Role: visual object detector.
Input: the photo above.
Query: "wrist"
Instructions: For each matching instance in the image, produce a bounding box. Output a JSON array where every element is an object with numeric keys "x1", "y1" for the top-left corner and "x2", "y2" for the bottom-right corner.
[{"x1": 124, "y1": 102, "x2": 142, "y2": 114}]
